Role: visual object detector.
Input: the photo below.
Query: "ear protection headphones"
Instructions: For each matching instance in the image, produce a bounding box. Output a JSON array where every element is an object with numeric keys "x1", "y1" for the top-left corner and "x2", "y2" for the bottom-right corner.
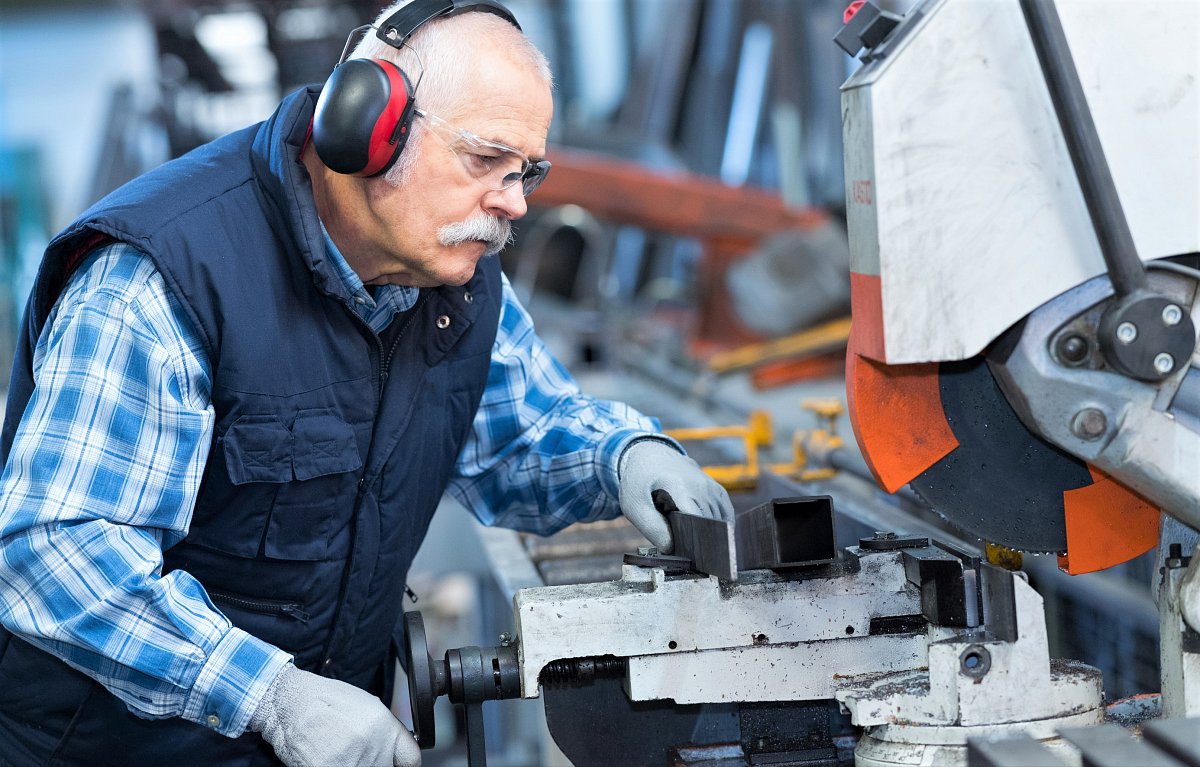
[{"x1": 312, "y1": 0, "x2": 520, "y2": 177}]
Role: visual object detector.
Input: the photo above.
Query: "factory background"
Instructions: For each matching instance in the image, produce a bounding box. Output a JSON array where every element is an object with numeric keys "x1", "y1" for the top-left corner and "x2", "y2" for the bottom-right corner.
[{"x1": 0, "y1": 1, "x2": 1172, "y2": 765}]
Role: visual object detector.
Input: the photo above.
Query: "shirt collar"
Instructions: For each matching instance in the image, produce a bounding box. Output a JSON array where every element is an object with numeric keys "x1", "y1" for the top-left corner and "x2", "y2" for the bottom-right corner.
[{"x1": 320, "y1": 222, "x2": 418, "y2": 330}]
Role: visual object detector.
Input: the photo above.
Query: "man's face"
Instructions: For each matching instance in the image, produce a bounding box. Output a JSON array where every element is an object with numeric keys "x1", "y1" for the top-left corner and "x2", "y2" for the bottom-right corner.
[{"x1": 352, "y1": 46, "x2": 553, "y2": 288}]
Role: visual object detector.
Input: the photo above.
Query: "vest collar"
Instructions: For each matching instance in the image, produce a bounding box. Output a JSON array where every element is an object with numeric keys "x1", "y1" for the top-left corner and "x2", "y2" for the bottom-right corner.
[{"x1": 251, "y1": 85, "x2": 352, "y2": 303}]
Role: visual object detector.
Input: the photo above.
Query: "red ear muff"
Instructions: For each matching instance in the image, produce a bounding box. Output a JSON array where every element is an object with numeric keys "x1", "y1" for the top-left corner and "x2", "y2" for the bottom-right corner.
[
  {"x1": 312, "y1": 58, "x2": 416, "y2": 177},
  {"x1": 315, "y1": 1, "x2": 520, "y2": 175}
]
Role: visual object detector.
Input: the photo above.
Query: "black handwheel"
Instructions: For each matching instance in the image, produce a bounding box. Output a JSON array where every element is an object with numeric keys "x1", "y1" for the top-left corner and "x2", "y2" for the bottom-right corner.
[{"x1": 402, "y1": 611, "x2": 440, "y2": 748}]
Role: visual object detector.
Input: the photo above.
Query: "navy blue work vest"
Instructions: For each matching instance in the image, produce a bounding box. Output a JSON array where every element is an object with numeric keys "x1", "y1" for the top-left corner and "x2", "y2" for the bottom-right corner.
[{"x1": 0, "y1": 86, "x2": 500, "y2": 766}]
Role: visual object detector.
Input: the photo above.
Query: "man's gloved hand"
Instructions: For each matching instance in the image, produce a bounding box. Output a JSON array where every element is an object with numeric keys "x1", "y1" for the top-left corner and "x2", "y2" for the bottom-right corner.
[
  {"x1": 249, "y1": 662, "x2": 421, "y2": 767},
  {"x1": 618, "y1": 439, "x2": 735, "y2": 554}
]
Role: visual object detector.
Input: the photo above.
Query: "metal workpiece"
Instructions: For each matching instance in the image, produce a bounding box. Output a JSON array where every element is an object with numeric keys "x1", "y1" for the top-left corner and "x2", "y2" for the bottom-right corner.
[
  {"x1": 989, "y1": 271, "x2": 1200, "y2": 529},
  {"x1": 664, "y1": 494, "x2": 844, "y2": 580},
  {"x1": 512, "y1": 549, "x2": 925, "y2": 702},
  {"x1": 667, "y1": 511, "x2": 738, "y2": 581},
  {"x1": 735, "y1": 495, "x2": 838, "y2": 571}
]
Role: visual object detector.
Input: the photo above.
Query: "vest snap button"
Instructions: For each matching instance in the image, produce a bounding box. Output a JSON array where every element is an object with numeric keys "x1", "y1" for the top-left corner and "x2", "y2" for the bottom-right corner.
[
  {"x1": 436, "y1": 315, "x2": 450, "y2": 329},
  {"x1": 464, "y1": 291, "x2": 473, "y2": 304}
]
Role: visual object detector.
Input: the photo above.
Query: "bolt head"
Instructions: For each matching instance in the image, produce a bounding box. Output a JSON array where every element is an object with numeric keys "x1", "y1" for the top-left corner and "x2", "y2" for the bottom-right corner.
[
  {"x1": 1154, "y1": 353, "x2": 1175, "y2": 375},
  {"x1": 1163, "y1": 304, "x2": 1184, "y2": 327},
  {"x1": 637, "y1": 546, "x2": 658, "y2": 556},
  {"x1": 1072, "y1": 408, "x2": 1107, "y2": 440},
  {"x1": 1116, "y1": 322, "x2": 1138, "y2": 344},
  {"x1": 1055, "y1": 334, "x2": 1089, "y2": 365},
  {"x1": 873, "y1": 531, "x2": 897, "y2": 540}
]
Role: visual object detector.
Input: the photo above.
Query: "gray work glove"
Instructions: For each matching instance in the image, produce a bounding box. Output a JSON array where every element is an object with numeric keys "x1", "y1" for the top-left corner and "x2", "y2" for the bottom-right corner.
[
  {"x1": 249, "y1": 662, "x2": 421, "y2": 767},
  {"x1": 618, "y1": 439, "x2": 735, "y2": 553}
]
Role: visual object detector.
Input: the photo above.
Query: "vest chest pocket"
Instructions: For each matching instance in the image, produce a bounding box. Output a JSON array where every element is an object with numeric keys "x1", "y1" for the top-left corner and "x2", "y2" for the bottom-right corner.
[
  {"x1": 192, "y1": 412, "x2": 363, "y2": 560},
  {"x1": 222, "y1": 415, "x2": 293, "y2": 484}
]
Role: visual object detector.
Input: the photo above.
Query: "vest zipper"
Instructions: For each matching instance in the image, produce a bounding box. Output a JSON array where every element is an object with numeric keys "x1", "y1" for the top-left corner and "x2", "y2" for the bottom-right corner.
[
  {"x1": 209, "y1": 590, "x2": 310, "y2": 623},
  {"x1": 379, "y1": 292, "x2": 434, "y2": 394}
]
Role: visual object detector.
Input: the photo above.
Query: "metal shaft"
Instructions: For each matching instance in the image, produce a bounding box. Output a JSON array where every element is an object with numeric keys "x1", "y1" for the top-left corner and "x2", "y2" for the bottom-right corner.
[{"x1": 1019, "y1": 0, "x2": 1147, "y2": 297}]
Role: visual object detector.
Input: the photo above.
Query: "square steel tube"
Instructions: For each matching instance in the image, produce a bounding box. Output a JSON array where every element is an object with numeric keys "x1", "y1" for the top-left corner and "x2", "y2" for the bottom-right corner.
[{"x1": 736, "y1": 495, "x2": 837, "y2": 571}]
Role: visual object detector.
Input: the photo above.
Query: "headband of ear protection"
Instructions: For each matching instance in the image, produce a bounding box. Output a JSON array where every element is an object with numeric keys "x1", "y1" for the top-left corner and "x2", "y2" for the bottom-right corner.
[{"x1": 312, "y1": 0, "x2": 520, "y2": 177}]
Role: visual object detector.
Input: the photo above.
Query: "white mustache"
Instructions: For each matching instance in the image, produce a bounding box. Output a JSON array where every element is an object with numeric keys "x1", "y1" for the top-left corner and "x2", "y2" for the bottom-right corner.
[{"x1": 438, "y1": 215, "x2": 513, "y2": 255}]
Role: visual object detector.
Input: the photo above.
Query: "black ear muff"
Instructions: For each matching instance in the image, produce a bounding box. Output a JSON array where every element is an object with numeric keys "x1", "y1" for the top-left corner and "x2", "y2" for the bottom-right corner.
[{"x1": 313, "y1": 58, "x2": 416, "y2": 177}]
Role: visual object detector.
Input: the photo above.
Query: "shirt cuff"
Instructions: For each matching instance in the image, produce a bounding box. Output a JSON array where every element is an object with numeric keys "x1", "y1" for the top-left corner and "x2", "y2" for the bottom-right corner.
[
  {"x1": 180, "y1": 626, "x2": 292, "y2": 737},
  {"x1": 594, "y1": 429, "x2": 686, "y2": 502}
]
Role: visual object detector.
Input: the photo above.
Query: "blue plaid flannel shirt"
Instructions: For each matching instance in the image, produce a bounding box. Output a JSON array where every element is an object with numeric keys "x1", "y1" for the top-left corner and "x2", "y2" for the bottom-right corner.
[{"x1": 0, "y1": 239, "x2": 659, "y2": 737}]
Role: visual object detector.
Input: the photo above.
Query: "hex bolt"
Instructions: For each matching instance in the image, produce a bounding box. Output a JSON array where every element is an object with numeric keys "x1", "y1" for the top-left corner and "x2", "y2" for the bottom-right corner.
[
  {"x1": 498, "y1": 632, "x2": 513, "y2": 646},
  {"x1": 1154, "y1": 353, "x2": 1176, "y2": 375},
  {"x1": 1055, "y1": 334, "x2": 1089, "y2": 365},
  {"x1": 873, "y1": 531, "x2": 896, "y2": 540},
  {"x1": 959, "y1": 645, "x2": 992, "y2": 679},
  {"x1": 1071, "y1": 408, "x2": 1107, "y2": 440},
  {"x1": 1162, "y1": 304, "x2": 1183, "y2": 327},
  {"x1": 1116, "y1": 322, "x2": 1138, "y2": 344},
  {"x1": 637, "y1": 546, "x2": 658, "y2": 556}
]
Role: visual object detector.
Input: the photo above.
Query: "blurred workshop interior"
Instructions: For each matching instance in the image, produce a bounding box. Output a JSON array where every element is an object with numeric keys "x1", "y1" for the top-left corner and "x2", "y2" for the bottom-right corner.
[{"x1": 1, "y1": 1, "x2": 1197, "y2": 766}]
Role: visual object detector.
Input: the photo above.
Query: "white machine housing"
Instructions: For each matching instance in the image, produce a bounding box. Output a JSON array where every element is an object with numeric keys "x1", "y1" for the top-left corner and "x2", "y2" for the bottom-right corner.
[{"x1": 842, "y1": 0, "x2": 1199, "y2": 364}]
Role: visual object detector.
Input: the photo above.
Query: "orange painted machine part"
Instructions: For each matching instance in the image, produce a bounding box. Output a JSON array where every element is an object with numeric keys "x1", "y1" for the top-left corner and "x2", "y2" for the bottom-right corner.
[
  {"x1": 846, "y1": 353, "x2": 959, "y2": 493},
  {"x1": 1057, "y1": 466, "x2": 1161, "y2": 575},
  {"x1": 849, "y1": 271, "x2": 886, "y2": 362},
  {"x1": 845, "y1": 281, "x2": 960, "y2": 495}
]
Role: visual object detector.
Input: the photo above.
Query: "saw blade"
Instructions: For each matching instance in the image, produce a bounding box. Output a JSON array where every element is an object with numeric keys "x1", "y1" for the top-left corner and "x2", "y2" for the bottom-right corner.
[{"x1": 907, "y1": 356, "x2": 1094, "y2": 553}]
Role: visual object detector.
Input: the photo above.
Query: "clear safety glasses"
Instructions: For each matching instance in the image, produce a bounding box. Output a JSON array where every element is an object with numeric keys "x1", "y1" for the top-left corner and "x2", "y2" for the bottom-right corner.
[{"x1": 414, "y1": 109, "x2": 551, "y2": 197}]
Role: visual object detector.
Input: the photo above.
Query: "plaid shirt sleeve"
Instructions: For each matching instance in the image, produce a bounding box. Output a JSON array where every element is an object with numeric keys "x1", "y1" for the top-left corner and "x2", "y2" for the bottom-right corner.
[
  {"x1": 448, "y1": 274, "x2": 666, "y2": 535},
  {"x1": 0, "y1": 243, "x2": 289, "y2": 737}
]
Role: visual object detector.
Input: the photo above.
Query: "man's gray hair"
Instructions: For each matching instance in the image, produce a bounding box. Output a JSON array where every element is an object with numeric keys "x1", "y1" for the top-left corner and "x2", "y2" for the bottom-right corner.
[{"x1": 347, "y1": 1, "x2": 552, "y2": 187}]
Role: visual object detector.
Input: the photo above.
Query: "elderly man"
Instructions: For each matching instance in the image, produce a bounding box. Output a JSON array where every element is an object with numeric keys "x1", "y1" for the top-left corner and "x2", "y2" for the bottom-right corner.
[{"x1": 0, "y1": 1, "x2": 732, "y2": 765}]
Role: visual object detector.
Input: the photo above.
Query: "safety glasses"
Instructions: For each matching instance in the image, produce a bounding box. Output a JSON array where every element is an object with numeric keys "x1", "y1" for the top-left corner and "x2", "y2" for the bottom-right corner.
[{"x1": 414, "y1": 108, "x2": 551, "y2": 196}]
